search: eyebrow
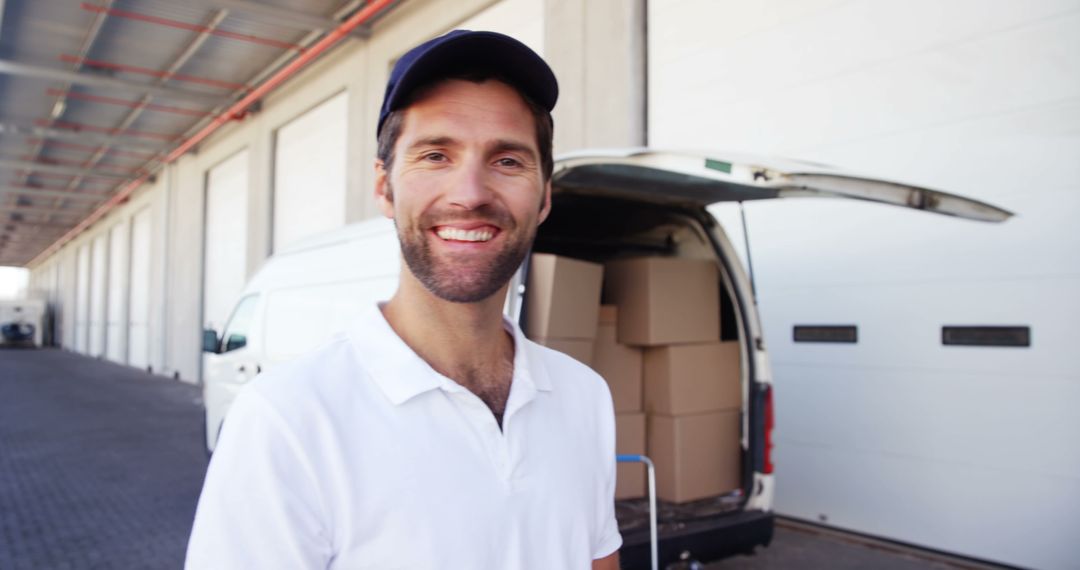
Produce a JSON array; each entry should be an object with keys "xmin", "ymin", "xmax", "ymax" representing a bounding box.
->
[
  {"xmin": 405, "ymin": 136, "xmax": 458, "ymax": 154},
  {"xmin": 491, "ymin": 139, "xmax": 538, "ymax": 160},
  {"xmin": 405, "ymin": 137, "xmax": 538, "ymax": 161}
]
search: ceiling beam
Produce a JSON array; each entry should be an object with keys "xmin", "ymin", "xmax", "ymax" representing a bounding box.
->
[
  {"xmin": 190, "ymin": 0, "xmax": 342, "ymax": 32},
  {"xmin": 0, "ymin": 236, "xmax": 63, "ymax": 247},
  {"xmin": 0, "ymin": 158, "xmax": 130, "ymax": 180},
  {"xmin": 0, "ymin": 225, "xmax": 64, "ymax": 237},
  {"xmin": 0, "ymin": 206, "xmax": 88, "ymax": 218},
  {"xmin": 27, "ymin": 0, "xmax": 115, "ymax": 185},
  {"xmin": 0, "ymin": 186, "xmax": 108, "ymax": 202},
  {"xmin": 0, "ymin": 59, "xmax": 224, "ymax": 105},
  {"xmin": 0, "ymin": 219, "xmax": 78, "ymax": 230},
  {"xmin": 0, "ymin": 122, "xmax": 171, "ymax": 151},
  {"xmin": 40, "ymin": 9, "xmax": 227, "ymax": 203}
]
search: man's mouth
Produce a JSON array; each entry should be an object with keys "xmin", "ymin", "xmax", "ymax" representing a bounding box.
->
[{"xmin": 433, "ymin": 226, "xmax": 497, "ymax": 243}]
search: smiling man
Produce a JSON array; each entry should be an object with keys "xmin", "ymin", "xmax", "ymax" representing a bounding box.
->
[{"xmin": 186, "ymin": 31, "xmax": 621, "ymax": 569}]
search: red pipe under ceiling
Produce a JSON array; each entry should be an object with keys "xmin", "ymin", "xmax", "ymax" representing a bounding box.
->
[{"xmin": 30, "ymin": 0, "xmax": 396, "ymax": 266}]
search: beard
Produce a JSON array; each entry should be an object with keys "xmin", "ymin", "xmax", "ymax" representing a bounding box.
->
[{"xmin": 393, "ymin": 188, "xmax": 537, "ymax": 304}]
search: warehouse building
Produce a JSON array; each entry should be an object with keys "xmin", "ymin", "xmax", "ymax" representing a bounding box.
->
[{"xmin": 7, "ymin": 1, "xmax": 1077, "ymax": 568}]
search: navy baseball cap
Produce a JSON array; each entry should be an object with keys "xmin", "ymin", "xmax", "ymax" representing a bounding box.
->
[{"xmin": 377, "ymin": 30, "xmax": 558, "ymax": 138}]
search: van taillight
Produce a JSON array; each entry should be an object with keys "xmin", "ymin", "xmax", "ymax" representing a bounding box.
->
[{"xmin": 764, "ymin": 385, "xmax": 775, "ymax": 474}]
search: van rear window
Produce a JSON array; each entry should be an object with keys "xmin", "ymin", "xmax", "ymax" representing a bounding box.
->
[
  {"xmin": 792, "ymin": 325, "xmax": 857, "ymax": 343},
  {"xmin": 942, "ymin": 326, "xmax": 1030, "ymax": 347}
]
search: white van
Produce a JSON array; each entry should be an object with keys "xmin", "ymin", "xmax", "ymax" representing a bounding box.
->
[
  {"xmin": 201, "ymin": 149, "xmax": 1009, "ymax": 568},
  {"xmin": 0, "ymin": 298, "xmax": 46, "ymax": 347}
]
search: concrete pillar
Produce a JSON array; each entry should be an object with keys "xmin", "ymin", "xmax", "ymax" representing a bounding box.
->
[
  {"xmin": 246, "ymin": 122, "xmax": 273, "ymax": 275},
  {"xmin": 544, "ymin": 0, "xmax": 647, "ymax": 153}
]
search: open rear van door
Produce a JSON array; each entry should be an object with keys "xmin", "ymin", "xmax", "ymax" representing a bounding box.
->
[
  {"xmin": 542, "ymin": 148, "xmax": 1011, "ymax": 568},
  {"xmin": 553, "ymin": 149, "xmax": 1012, "ymax": 222}
]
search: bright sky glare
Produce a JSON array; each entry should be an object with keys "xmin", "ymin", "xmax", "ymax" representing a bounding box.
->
[{"xmin": 0, "ymin": 266, "xmax": 29, "ymax": 300}]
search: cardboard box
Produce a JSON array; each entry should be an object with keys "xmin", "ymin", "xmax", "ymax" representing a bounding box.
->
[
  {"xmin": 643, "ymin": 342, "xmax": 740, "ymax": 415},
  {"xmin": 592, "ymin": 306, "xmax": 643, "ymax": 412},
  {"xmin": 536, "ymin": 337, "xmax": 595, "ymax": 367},
  {"xmin": 603, "ymin": 257, "xmax": 720, "ymax": 346},
  {"xmin": 526, "ymin": 254, "xmax": 603, "ymax": 340},
  {"xmin": 648, "ymin": 410, "xmax": 741, "ymax": 503},
  {"xmin": 616, "ymin": 413, "xmax": 646, "ymax": 499}
]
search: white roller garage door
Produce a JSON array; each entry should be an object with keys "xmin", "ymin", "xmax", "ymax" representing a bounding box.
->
[
  {"xmin": 74, "ymin": 243, "xmax": 90, "ymax": 354},
  {"xmin": 647, "ymin": 2, "xmax": 1079, "ymax": 568},
  {"xmin": 106, "ymin": 221, "xmax": 128, "ymax": 363},
  {"xmin": 203, "ymin": 150, "xmax": 250, "ymax": 333},
  {"xmin": 88, "ymin": 233, "xmax": 108, "ymax": 357},
  {"xmin": 127, "ymin": 207, "xmax": 152, "ymax": 370},
  {"xmin": 272, "ymin": 92, "xmax": 346, "ymax": 252}
]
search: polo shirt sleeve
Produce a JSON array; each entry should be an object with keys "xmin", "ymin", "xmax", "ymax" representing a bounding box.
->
[
  {"xmin": 593, "ymin": 392, "xmax": 623, "ymax": 560},
  {"xmin": 185, "ymin": 387, "xmax": 332, "ymax": 569}
]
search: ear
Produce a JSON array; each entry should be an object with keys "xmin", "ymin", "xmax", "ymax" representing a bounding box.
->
[
  {"xmin": 537, "ymin": 179, "xmax": 553, "ymax": 225},
  {"xmin": 373, "ymin": 159, "xmax": 394, "ymax": 219}
]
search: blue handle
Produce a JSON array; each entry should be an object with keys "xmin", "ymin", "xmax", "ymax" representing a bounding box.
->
[{"xmin": 617, "ymin": 454, "xmax": 646, "ymax": 463}]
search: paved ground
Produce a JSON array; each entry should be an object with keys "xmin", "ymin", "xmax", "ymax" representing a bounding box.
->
[
  {"xmin": 707, "ymin": 520, "xmax": 1005, "ymax": 570},
  {"xmin": 1, "ymin": 348, "xmax": 1007, "ymax": 569},
  {"xmin": 0, "ymin": 348, "xmax": 207, "ymax": 570}
]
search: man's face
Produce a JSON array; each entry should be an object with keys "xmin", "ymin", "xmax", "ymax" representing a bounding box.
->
[{"xmin": 374, "ymin": 79, "xmax": 552, "ymax": 303}]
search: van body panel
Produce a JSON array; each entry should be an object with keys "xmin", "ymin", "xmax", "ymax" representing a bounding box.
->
[
  {"xmin": 553, "ymin": 149, "xmax": 1012, "ymax": 222},
  {"xmin": 203, "ymin": 293, "xmax": 265, "ymax": 451},
  {"xmin": 202, "ymin": 221, "xmax": 400, "ymax": 452}
]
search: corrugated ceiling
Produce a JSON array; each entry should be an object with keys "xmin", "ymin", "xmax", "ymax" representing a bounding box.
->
[{"xmin": 0, "ymin": 0, "xmax": 398, "ymax": 266}]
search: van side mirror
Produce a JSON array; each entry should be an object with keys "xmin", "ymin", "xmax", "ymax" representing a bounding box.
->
[
  {"xmin": 202, "ymin": 329, "xmax": 220, "ymax": 353},
  {"xmin": 224, "ymin": 334, "xmax": 247, "ymax": 352}
]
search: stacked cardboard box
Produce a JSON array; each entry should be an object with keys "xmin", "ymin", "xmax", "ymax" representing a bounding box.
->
[
  {"xmin": 525, "ymin": 253, "xmax": 603, "ymax": 365},
  {"xmin": 523, "ymin": 255, "xmax": 648, "ymax": 499},
  {"xmin": 603, "ymin": 257, "xmax": 720, "ymax": 346},
  {"xmin": 614, "ymin": 412, "xmax": 646, "ymax": 499},
  {"xmin": 593, "ymin": 305, "xmax": 646, "ymax": 499},
  {"xmin": 643, "ymin": 342, "xmax": 742, "ymax": 502},
  {"xmin": 593, "ymin": 306, "xmax": 642, "ymax": 413},
  {"xmin": 604, "ymin": 257, "xmax": 743, "ymax": 503}
]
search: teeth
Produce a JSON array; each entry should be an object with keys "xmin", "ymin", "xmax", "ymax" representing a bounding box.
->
[{"xmin": 435, "ymin": 227, "xmax": 494, "ymax": 242}]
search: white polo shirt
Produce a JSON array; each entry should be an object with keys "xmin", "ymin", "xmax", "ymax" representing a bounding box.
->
[{"xmin": 186, "ymin": 302, "xmax": 622, "ymax": 569}]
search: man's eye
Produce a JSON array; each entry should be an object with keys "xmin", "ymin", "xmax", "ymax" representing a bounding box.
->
[
  {"xmin": 496, "ymin": 157, "xmax": 521, "ymax": 168},
  {"xmin": 423, "ymin": 152, "xmax": 447, "ymax": 162}
]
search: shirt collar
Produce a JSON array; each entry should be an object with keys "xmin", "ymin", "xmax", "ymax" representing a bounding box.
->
[{"xmin": 348, "ymin": 302, "xmax": 552, "ymax": 407}]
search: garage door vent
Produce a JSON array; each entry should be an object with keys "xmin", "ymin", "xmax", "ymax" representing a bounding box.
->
[
  {"xmin": 942, "ymin": 326, "xmax": 1030, "ymax": 347},
  {"xmin": 792, "ymin": 325, "xmax": 857, "ymax": 343}
]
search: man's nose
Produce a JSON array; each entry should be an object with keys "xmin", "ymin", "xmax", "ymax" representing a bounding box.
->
[{"xmin": 447, "ymin": 158, "xmax": 494, "ymax": 210}]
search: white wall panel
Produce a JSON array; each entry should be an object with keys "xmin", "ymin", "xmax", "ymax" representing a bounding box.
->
[
  {"xmin": 653, "ymin": 1, "xmax": 1080, "ymax": 568},
  {"xmin": 128, "ymin": 207, "xmax": 152, "ymax": 370},
  {"xmin": 148, "ymin": 174, "xmax": 172, "ymax": 377},
  {"xmin": 50, "ymin": 261, "xmax": 60, "ymax": 346},
  {"xmin": 203, "ymin": 150, "xmax": 250, "ymax": 332},
  {"xmin": 272, "ymin": 92, "xmax": 348, "ymax": 252},
  {"xmin": 106, "ymin": 222, "xmax": 128, "ymax": 363},
  {"xmin": 457, "ymin": 0, "xmax": 543, "ymax": 53},
  {"xmin": 74, "ymin": 244, "xmax": 90, "ymax": 354},
  {"xmin": 88, "ymin": 233, "xmax": 108, "ymax": 357},
  {"xmin": 59, "ymin": 249, "xmax": 76, "ymax": 349}
]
